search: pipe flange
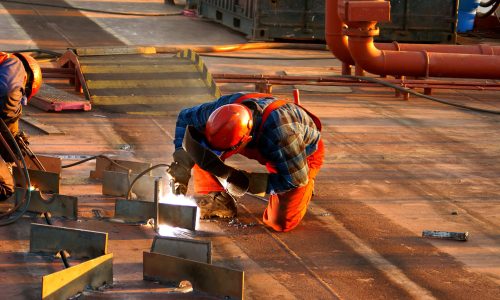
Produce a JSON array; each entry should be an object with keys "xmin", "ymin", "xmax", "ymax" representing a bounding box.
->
[{"xmin": 343, "ymin": 27, "xmax": 380, "ymax": 37}]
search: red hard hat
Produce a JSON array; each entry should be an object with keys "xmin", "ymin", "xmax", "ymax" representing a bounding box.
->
[
  {"xmin": 205, "ymin": 104, "xmax": 253, "ymax": 151},
  {"xmin": 13, "ymin": 53, "xmax": 42, "ymax": 100}
]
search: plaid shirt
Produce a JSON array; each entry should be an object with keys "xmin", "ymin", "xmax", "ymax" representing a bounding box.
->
[{"xmin": 174, "ymin": 92, "xmax": 321, "ymax": 194}]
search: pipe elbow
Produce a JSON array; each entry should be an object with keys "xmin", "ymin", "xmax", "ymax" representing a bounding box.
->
[
  {"xmin": 326, "ymin": 33, "xmax": 355, "ymax": 65},
  {"xmin": 347, "ymin": 36, "xmax": 388, "ymax": 75}
]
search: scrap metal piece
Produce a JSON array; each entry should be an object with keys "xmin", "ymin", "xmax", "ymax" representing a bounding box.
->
[
  {"xmin": 114, "ymin": 199, "xmax": 154, "ymax": 222},
  {"xmin": 90, "ymin": 156, "xmax": 152, "ymax": 180},
  {"xmin": 13, "ymin": 168, "xmax": 60, "ymax": 193},
  {"xmin": 158, "ymin": 202, "xmax": 198, "ymax": 231},
  {"xmin": 42, "ymin": 253, "xmax": 113, "ymax": 300},
  {"xmin": 422, "ymin": 230, "xmax": 469, "ymax": 241},
  {"xmin": 15, "ymin": 188, "xmax": 77, "ymax": 219},
  {"xmin": 25, "ymin": 155, "xmax": 62, "ymax": 173},
  {"xmin": 102, "ymin": 170, "xmax": 167, "ymax": 201},
  {"xmin": 151, "ymin": 235, "xmax": 211, "ymax": 264},
  {"xmin": 114, "ymin": 199, "xmax": 198, "ymax": 230},
  {"xmin": 143, "ymin": 252, "xmax": 243, "ymax": 300},
  {"xmin": 30, "ymin": 223, "xmax": 108, "ymax": 259}
]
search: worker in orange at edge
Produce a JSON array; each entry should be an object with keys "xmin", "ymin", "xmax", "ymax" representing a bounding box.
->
[
  {"xmin": 168, "ymin": 92, "xmax": 324, "ymax": 232},
  {"xmin": 0, "ymin": 52, "xmax": 42, "ymax": 200}
]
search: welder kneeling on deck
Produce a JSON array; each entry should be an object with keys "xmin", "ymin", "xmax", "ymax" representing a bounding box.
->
[
  {"xmin": 0, "ymin": 52, "xmax": 42, "ymax": 200},
  {"xmin": 168, "ymin": 92, "xmax": 324, "ymax": 232}
]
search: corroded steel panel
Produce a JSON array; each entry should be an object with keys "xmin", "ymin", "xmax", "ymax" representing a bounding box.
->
[
  {"xmin": 151, "ymin": 235, "xmax": 211, "ymax": 264},
  {"xmin": 30, "ymin": 223, "xmax": 108, "ymax": 259},
  {"xmin": 143, "ymin": 252, "xmax": 244, "ymax": 299}
]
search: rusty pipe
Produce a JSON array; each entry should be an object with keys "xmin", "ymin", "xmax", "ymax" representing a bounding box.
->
[
  {"xmin": 342, "ymin": 0, "xmax": 500, "ymax": 79},
  {"xmin": 325, "ymin": 0, "xmax": 500, "ymax": 67},
  {"xmin": 348, "ymin": 36, "xmax": 500, "ymax": 78},
  {"xmin": 377, "ymin": 42, "xmax": 500, "ymax": 55},
  {"xmin": 325, "ymin": 0, "xmax": 355, "ymax": 66}
]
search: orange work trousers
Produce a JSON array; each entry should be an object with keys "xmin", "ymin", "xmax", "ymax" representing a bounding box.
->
[{"xmin": 192, "ymin": 139, "xmax": 325, "ymax": 232}]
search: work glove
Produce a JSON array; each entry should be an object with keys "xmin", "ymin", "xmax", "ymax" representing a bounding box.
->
[
  {"xmin": 247, "ymin": 172, "xmax": 268, "ymax": 197},
  {"xmin": 166, "ymin": 148, "xmax": 195, "ymax": 195},
  {"xmin": 225, "ymin": 170, "xmax": 268, "ymax": 198}
]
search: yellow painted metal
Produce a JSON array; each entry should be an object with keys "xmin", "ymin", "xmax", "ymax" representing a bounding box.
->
[
  {"xmin": 86, "ymin": 78, "xmax": 206, "ymax": 89},
  {"xmin": 81, "ymin": 64, "xmax": 198, "ymax": 74},
  {"xmin": 42, "ymin": 253, "xmax": 113, "ymax": 300},
  {"xmin": 75, "ymin": 50, "xmax": 220, "ymax": 112},
  {"xmin": 76, "ymin": 46, "xmax": 156, "ymax": 56}
]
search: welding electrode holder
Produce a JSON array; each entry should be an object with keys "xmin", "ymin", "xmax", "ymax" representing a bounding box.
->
[{"xmin": 15, "ymin": 131, "xmax": 45, "ymax": 171}]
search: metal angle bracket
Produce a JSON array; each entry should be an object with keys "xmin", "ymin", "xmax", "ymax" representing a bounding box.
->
[
  {"xmin": 42, "ymin": 253, "xmax": 113, "ymax": 300},
  {"xmin": 151, "ymin": 235, "xmax": 211, "ymax": 264},
  {"xmin": 14, "ymin": 188, "xmax": 77, "ymax": 219},
  {"xmin": 30, "ymin": 223, "xmax": 108, "ymax": 259},
  {"xmin": 143, "ymin": 251, "xmax": 244, "ymax": 300},
  {"xmin": 13, "ymin": 155, "xmax": 62, "ymax": 194},
  {"xmin": 102, "ymin": 170, "xmax": 168, "ymax": 201},
  {"xmin": 114, "ymin": 199, "xmax": 198, "ymax": 230}
]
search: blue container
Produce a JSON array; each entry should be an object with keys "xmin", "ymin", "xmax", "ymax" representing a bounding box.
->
[{"xmin": 457, "ymin": 0, "xmax": 480, "ymax": 32}]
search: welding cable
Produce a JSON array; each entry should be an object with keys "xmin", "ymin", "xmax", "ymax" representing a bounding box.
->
[
  {"xmin": 126, "ymin": 164, "xmax": 170, "ymax": 200},
  {"xmin": 42, "ymin": 212, "xmax": 70, "ymax": 268},
  {"xmin": 0, "ymin": 125, "xmax": 32, "ymax": 226},
  {"xmin": 349, "ymin": 75, "xmax": 500, "ymax": 115},
  {"xmin": 61, "ymin": 154, "xmax": 131, "ymax": 172},
  {"xmin": 0, "ymin": 0, "xmax": 182, "ymax": 16}
]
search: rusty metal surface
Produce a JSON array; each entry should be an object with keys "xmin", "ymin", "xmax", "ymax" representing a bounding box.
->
[
  {"xmin": 143, "ymin": 252, "xmax": 244, "ymax": 300},
  {"xmin": 30, "ymin": 223, "xmax": 108, "ymax": 259},
  {"xmin": 1, "ymin": 1, "xmax": 499, "ymax": 299},
  {"xmin": 42, "ymin": 253, "xmax": 113, "ymax": 300},
  {"xmin": 151, "ymin": 235, "xmax": 211, "ymax": 264}
]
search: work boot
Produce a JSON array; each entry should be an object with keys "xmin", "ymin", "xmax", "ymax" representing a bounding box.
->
[{"xmin": 194, "ymin": 191, "xmax": 237, "ymax": 219}]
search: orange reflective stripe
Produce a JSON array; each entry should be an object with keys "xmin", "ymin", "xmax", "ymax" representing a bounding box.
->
[
  {"xmin": 258, "ymin": 99, "xmax": 288, "ymax": 134},
  {"xmin": 0, "ymin": 52, "xmax": 10, "ymax": 65},
  {"xmin": 233, "ymin": 92, "xmax": 273, "ymax": 104}
]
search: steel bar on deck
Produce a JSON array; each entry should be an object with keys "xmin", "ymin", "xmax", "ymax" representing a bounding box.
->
[{"xmin": 212, "ymin": 73, "xmax": 500, "ymax": 91}]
